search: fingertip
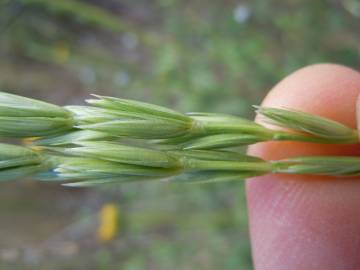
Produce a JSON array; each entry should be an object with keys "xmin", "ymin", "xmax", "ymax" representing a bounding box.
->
[
  {"xmin": 249, "ymin": 63, "xmax": 360, "ymax": 161},
  {"xmin": 246, "ymin": 64, "xmax": 360, "ymax": 269},
  {"xmin": 356, "ymin": 94, "xmax": 360, "ymax": 132}
]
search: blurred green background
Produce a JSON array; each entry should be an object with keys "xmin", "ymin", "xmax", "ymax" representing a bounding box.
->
[{"xmin": 0, "ymin": 0, "xmax": 359, "ymax": 269}]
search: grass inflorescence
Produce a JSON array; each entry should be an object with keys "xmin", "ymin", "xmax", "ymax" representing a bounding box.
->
[{"xmin": 0, "ymin": 91, "xmax": 359, "ymax": 186}]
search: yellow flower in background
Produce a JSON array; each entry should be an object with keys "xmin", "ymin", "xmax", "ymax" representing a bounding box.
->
[
  {"xmin": 53, "ymin": 42, "xmax": 70, "ymax": 64},
  {"xmin": 97, "ymin": 203, "xmax": 120, "ymax": 242}
]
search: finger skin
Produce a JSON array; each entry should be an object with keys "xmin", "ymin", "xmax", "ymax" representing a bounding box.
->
[{"xmin": 247, "ymin": 64, "xmax": 360, "ymax": 270}]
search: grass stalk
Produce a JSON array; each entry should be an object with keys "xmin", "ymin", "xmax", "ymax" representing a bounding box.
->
[{"xmin": 0, "ymin": 91, "xmax": 359, "ymax": 185}]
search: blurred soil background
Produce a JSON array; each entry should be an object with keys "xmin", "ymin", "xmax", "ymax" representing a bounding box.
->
[{"xmin": 0, "ymin": 0, "xmax": 359, "ymax": 269}]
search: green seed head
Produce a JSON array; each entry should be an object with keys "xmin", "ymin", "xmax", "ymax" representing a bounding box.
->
[
  {"xmin": 87, "ymin": 95, "xmax": 190, "ymax": 122},
  {"xmin": 256, "ymin": 106, "xmax": 359, "ymax": 143},
  {"xmin": 69, "ymin": 96, "xmax": 195, "ymax": 139},
  {"xmin": 64, "ymin": 141, "xmax": 182, "ymax": 168},
  {"xmin": 0, "ymin": 92, "xmax": 74, "ymax": 137},
  {"xmin": 31, "ymin": 130, "xmax": 111, "ymax": 146},
  {"xmin": 274, "ymin": 156, "xmax": 360, "ymax": 176},
  {"xmin": 0, "ymin": 91, "xmax": 359, "ymax": 186},
  {"xmin": 182, "ymin": 134, "xmax": 265, "ymax": 150},
  {"xmin": 0, "ymin": 143, "xmax": 47, "ymax": 181},
  {"xmin": 0, "ymin": 91, "xmax": 70, "ymax": 118}
]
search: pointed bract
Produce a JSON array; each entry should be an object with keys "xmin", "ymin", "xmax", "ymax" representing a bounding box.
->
[
  {"xmin": 256, "ymin": 106, "xmax": 359, "ymax": 143},
  {"xmin": 0, "ymin": 91, "xmax": 70, "ymax": 118},
  {"xmin": 87, "ymin": 95, "xmax": 190, "ymax": 122}
]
